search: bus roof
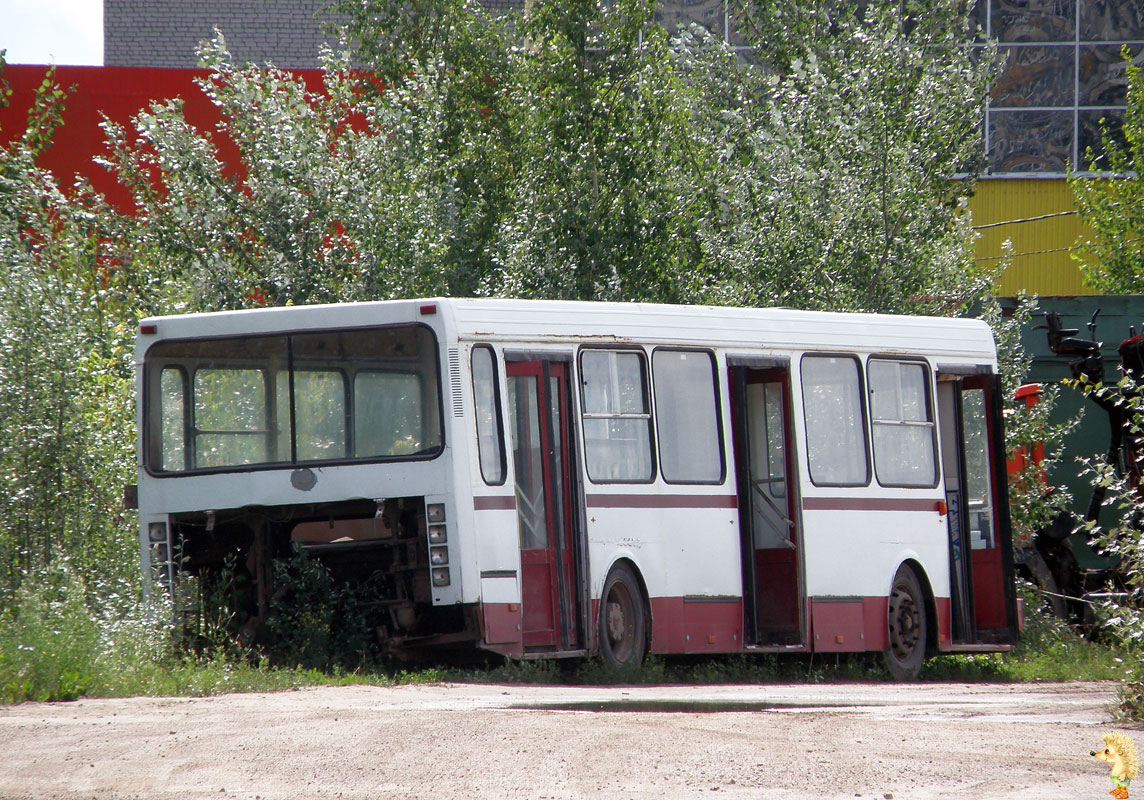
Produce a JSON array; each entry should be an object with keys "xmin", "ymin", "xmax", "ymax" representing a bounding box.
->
[{"xmin": 137, "ymin": 297, "xmax": 998, "ymax": 364}]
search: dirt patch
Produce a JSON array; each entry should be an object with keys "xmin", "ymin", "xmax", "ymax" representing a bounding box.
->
[{"xmin": 0, "ymin": 682, "xmax": 1126, "ymax": 799}]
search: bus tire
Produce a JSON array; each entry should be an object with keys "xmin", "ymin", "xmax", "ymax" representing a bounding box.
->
[
  {"xmin": 598, "ymin": 563, "xmax": 647, "ymax": 670},
  {"xmin": 882, "ymin": 565, "xmax": 927, "ymax": 681}
]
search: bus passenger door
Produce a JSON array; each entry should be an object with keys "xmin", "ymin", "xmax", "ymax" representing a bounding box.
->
[
  {"xmin": 730, "ymin": 363, "xmax": 805, "ymax": 647},
  {"xmin": 937, "ymin": 373, "xmax": 1018, "ymax": 645},
  {"xmin": 506, "ymin": 360, "xmax": 583, "ymax": 652}
]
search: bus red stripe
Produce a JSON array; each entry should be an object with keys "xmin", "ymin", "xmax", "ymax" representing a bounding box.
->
[
  {"xmin": 585, "ymin": 494, "xmax": 738, "ymax": 509},
  {"xmin": 474, "ymin": 495, "xmax": 516, "ymax": 511},
  {"xmin": 802, "ymin": 497, "xmax": 941, "ymax": 513}
]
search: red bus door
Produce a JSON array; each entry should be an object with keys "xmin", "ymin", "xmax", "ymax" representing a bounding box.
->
[
  {"xmin": 506, "ymin": 360, "xmax": 582, "ymax": 652},
  {"xmin": 731, "ymin": 363, "xmax": 805, "ymax": 647},
  {"xmin": 937, "ymin": 373, "xmax": 1018, "ymax": 646}
]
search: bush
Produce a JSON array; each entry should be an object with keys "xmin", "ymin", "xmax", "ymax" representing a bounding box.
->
[
  {"xmin": 0, "ymin": 562, "xmax": 171, "ymax": 702},
  {"xmin": 263, "ymin": 550, "xmax": 386, "ymax": 671}
]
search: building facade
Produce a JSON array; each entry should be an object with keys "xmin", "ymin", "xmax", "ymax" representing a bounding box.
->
[
  {"xmin": 104, "ymin": 0, "xmax": 333, "ymax": 70},
  {"xmin": 971, "ymin": 0, "xmax": 1144, "ymax": 295}
]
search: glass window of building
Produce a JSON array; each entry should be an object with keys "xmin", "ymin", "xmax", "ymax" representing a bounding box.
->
[{"xmin": 976, "ymin": 0, "xmax": 1144, "ymax": 175}]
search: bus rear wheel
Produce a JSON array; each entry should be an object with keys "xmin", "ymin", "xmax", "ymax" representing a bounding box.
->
[
  {"xmin": 882, "ymin": 566, "xmax": 927, "ymax": 681},
  {"xmin": 598, "ymin": 563, "xmax": 647, "ymax": 670}
]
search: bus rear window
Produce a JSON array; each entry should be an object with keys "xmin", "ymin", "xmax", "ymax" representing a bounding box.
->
[
  {"xmin": 193, "ymin": 367, "xmax": 271, "ymax": 468},
  {"xmin": 145, "ymin": 325, "xmax": 441, "ymax": 473},
  {"xmin": 354, "ymin": 371, "xmax": 425, "ymax": 457}
]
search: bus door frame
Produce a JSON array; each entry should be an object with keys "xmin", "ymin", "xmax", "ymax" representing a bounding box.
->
[
  {"xmin": 504, "ymin": 351, "xmax": 588, "ymax": 654},
  {"xmin": 936, "ymin": 364, "xmax": 1019, "ymax": 647},
  {"xmin": 728, "ymin": 355, "xmax": 807, "ymax": 649}
]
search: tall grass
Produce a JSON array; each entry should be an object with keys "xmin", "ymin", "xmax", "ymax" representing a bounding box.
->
[
  {"xmin": 0, "ymin": 562, "xmax": 1131, "ymax": 704},
  {"xmin": 0, "ymin": 560, "xmax": 438, "ymax": 703},
  {"xmin": 0, "ymin": 562, "xmax": 155, "ymax": 701},
  {"xmin": 0, "ymin": 562, "xmax": 339, "ymax": 702}
]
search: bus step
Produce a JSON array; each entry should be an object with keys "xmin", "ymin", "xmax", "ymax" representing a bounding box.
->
[
  {"xmin": 521, "ymin": 649, "xmax": 588, "ymax": 660},
  {"xmin": 946, "ymin": 643, "xmax": 1013, "ymax": 653}
]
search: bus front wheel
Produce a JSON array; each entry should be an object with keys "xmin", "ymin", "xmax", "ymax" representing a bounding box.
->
[
  {"xmin": 598, "ymin": 563, "xmax": 647, "ymax": 670},
  {"xmin": 882, "ymin": 566, "xmax": 927, "ymax": 681}
]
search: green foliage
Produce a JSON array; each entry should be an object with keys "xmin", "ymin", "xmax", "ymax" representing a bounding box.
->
[
  {"xmin": 1066, "ymin": 374, "xmax": 1144, "ymax": 719},
  {"xmin": 0, "ymin": 556, "xmax": 419, "ymax": 702},
  {"xmin": 0, "ymin": 562, "xmax": 173, "ymax": 702},
  {"xmin": 1071, "ymin": 46, "xmax": 1144, "ymax": 293},
  {"xmin": 688, "ymin": 0, "xmax": 995, "ymax": 312},
  {"xmin": 100, "ymin": 31, "xmax": 496, "ymax": 310},
  {"xmin": 485, "ymin": 1, "xmax": 707, "ymax": 301},
  {"xmin": 1117, "ymin": 662, "xmax": 1144, "ymax": 720},
  {"xmin": 0, "ymin": 66, "xmax": 139, "ymax": 601},
  {"xmin": 264, "ymin": 550, "xmax": 383, "ymax": 671},
  {"xmin": 95, "ymin": 1, "xmax": 995, "ymax": 312},
  {"xmin": 988, "ymin": 580, "xmax": 1129, "ymax": 682},
  {"xmin": 980, "ymin": 295, "xmax": 1076, "ymax": 546},
  {"xmin": 1072, "ymin": 379, "xmax": 1144, "ymax": 611},
  {"xmin": 324, "ymin": 0, "xmax": 508, "ymax": 92},
  {"xmin": 0, "ymin": 562, "xmax": 101, "ymax": 701}
]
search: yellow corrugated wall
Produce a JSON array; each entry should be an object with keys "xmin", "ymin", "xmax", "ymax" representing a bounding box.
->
[{"xmin": 967, "ymin": 178, "xmax": 1091, "ymax": 296}]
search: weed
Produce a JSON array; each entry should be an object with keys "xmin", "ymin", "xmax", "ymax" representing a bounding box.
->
[
  {"xmin": 0, "ymin": 556, "xmax": 1129, "ymax": 704},
  {"xmin": 264, "ymin": 549, "xmax": 390, "ymax": 672}
]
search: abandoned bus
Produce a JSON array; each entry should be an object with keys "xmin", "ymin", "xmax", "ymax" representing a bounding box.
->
[{"xmin": 133, "ymin": 298, "xmax": 1018, "ymax": 679}]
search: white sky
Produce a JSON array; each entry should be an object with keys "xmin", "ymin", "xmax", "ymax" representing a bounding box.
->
[{"xmin": 1, "ymin": 0, "xmax": 102, "ymax": 66}]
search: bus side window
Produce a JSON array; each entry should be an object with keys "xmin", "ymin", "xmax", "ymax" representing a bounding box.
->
[
  {"xmin": 801, "ymin": 355, "xmax": 869, "ymax": 487},
  {"xmin": 868, "ymin": 360, "xmax": 937, "ymax": 488},
  {"xmin": 159, "ymin": 366, "xmax": 187, "ymax": 472},
  {"xmin": 580, "ymin": 349, "xmax": 653, "ymax": 483},
  {"xmin": 652, "ymin": 349, "xmax": 723, "ymax": 484},
  {"xmin": 471, "ymin": 345, "xmax": 506, "ymax": 485}
]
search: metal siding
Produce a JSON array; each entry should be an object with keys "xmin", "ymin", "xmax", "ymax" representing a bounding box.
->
[{"xmin": 970, "ymin": 178, "xmax": 1091, "ymax": 296}]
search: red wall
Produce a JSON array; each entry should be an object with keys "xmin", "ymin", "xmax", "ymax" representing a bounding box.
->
[{"xmin": 0, "ymin": 65, "xmax": 320, "ymax": 209}]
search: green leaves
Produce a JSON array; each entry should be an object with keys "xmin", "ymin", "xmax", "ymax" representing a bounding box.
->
[
  {"xmin": 93, "ymin": 2, "xmax": 994, "ymax": 314},
  {"xmin": 1071, "ymin": 48, "xmax": 1144, "ymax": 294},
  {"xmin": 691, "ymin": 0, "xmax": 994, "ymax": 313},
  {"xmin": 981, "ymin": 295, "xmax": 1078, "ymax": 547},
  {"xmin": 0, "ymin": 70, "xmax": 138, "ymax": 600}
]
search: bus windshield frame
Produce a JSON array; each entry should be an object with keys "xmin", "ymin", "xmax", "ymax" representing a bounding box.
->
[{"xmin": 142, "ymin": 323, "xmax": 443, "ymax": 476}]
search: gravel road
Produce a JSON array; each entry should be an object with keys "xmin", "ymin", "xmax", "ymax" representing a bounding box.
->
[{"xmin": 0, "ymin": 681, "xmax": 1131, "ymax": 799}]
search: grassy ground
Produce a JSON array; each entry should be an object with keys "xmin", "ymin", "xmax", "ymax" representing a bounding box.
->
[
  {"xmin": 1, "ymin": 614, "xmax": 1130, "ymax": 704},
  {"xmin": 0, "ymin": 569, "xmax": 1134, "ymax": 705}
]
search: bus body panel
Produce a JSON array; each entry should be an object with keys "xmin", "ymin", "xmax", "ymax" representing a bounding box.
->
[
  {"xmin": 583, "ymin": 500, "xmax": 743, "ymax": 654},
  {"xmin": 800, "ymin": 509, "xmax": 948, "ymax": 598},
  {"xmin": 141, "ymin": 460, "xmax": 450, "ymax": 517}
]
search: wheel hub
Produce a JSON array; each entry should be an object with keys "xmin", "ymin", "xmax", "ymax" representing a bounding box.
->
[
  {"xmin": 606, "ymin": 601, "xmax": 626, "ymax": 643},
  {"xmin": 890, "ymin": 589, "xmax": 920, "ymax": 657}
]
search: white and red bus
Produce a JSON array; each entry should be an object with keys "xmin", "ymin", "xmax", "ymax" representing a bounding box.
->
[{"xmin": 134, "ymin": 298, "xmax": 1017, "ymax": 678}]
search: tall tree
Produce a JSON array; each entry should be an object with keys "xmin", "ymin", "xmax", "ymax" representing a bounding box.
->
[
  {"xmin": 486, "ymin": 0, "xmax": 710, "ymax": 301},
  {"xmin": 101, "ymin": 33, "xmax": 502, "ymax": 309},
  {"xmin": 1070, "ymin": 50, "xmax": 1144, "ymax": 294},
  {"xmin": 103, "ymin": 1, "xmax": 995, "ymax": 313},
  {"xmin": 0, "ymin": 62, "xmax": 138, "ymax": 595},
  {"xmin": 690, "ymin": 0, "xmax": 996, "ymax": 313}
]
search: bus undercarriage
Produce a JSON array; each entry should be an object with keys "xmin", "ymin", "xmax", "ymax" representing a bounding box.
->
[{"xmin": 160, "ymin": 497, "xmax": 478, "ymax": 660}]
